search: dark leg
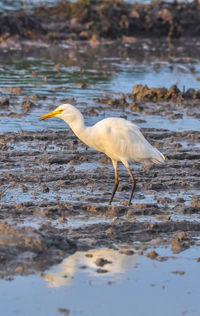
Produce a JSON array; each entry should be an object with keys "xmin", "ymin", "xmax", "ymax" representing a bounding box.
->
[
  {"xmin": 108, "ymin": 161, "xmax": 118, "ymax": 205},
  {"xmin": 127, "ymin": 167, "xmax": 136, "ymax": 206}
]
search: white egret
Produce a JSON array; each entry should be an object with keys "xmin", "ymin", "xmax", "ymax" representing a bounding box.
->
[{"xmin": 40, "ymin": 104, "xmax": 165, "ymax": 205}]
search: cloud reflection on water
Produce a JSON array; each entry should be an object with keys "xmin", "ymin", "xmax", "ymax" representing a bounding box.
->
[{"xmin": 44, "ymin": 248, "xmax": 138, "ymax": 287}]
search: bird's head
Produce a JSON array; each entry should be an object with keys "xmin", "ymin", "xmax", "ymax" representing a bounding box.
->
[{"xmin": 39, "ymin": 104, "xmax": 79, "ymax": 123}]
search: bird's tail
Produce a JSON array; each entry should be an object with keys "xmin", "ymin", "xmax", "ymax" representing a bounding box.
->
[{"xmin": 151, "ymin": 150, "xmax": 165, "ymax": 164}]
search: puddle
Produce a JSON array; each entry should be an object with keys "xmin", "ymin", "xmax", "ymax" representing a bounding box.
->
[
  {"xmin": 1, "ymin": 246, "xmax": 200, "ymax": 316},
  {"xmin": 8, "ymin": 214, "xmax": 110, "ymax": 230},
  {"xmin": 112, "ymin": 61, "xmax": 200, "ymax": 93}
]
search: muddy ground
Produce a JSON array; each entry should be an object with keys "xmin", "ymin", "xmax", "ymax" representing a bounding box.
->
[
  {"xmin": 0, "ymin": 84, "xmax": 200, "ymax": 278},
  {"xmin": 0, "ymin": 0, "xmax": 200, "ymax": 281},
  {"xmin": 1, "ymin": 0, "xmax": 200, "ymax": 42}
]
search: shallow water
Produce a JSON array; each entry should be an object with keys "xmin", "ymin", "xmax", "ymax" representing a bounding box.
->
[
  {"xmin": 1, "ymin": 246, "xmax": 200, "ymax": 316},
  {"xmin": 1, "ymin": 43, "xmax": 200, "ymax": 133}
]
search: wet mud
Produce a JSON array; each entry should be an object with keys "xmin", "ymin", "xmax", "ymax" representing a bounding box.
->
[
  {"xmin": 1, "ymin": 0, "xmax": 200, "ymax": 42},
  {"xmin": 0, "ymin": 96, "xmax": 199, "ymax": 277},
  {"xmin": 132, "ymin": 84, "xmax": 200, "ymax": 103},
  {"xmin": 0, "ymin": 1, "xmax": 200, "ymax": 281}
]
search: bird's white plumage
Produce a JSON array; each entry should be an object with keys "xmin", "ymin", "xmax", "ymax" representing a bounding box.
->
[
  {"xmin": 86, "ymin": 117, "xmax": 164, "ymax": 165},
  {"xmin": 52, "ymin": 103, "xmax": 164, "ymax": 166},
  {"xmin": 40, "ymin": 103, "xmax": 165, "ymax": 204}
]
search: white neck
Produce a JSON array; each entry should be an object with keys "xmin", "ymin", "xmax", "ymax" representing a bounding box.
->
[{"xmin": 62, "ymin": 109, "xmax": 93, "ymax": 147}]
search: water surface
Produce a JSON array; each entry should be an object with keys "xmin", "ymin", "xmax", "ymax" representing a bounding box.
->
[{"xmin": 1, "ymin": 246, "xmax": 199, "ymax": 316}]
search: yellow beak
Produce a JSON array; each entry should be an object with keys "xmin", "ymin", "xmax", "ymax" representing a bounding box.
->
[{"xmin": 39, "ymin": 109, "xmax": 63, "ymax": 121}]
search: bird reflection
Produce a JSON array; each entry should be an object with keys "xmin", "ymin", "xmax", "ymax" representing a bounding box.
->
[{"xmin": 43, "ymin": 248, "xmax": 138, "ymax": 288}]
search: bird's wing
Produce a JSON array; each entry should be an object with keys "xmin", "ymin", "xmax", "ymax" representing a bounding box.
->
[
  {"xmin": 119, "ymin": 121, "xmax": 165, "ymax": 164},
  {"xmin": 93, "ymin": 118, "xmax": 164, "ymax": 164}
]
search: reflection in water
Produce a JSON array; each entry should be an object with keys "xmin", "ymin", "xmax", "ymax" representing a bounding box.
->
[{"xmin": 44, "ymin": 248, "xmax": 138, "ymax": 287}]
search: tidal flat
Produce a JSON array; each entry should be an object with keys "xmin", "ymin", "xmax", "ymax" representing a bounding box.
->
[{"xmin": 0, "ymin": 1, "xmax": 200, "ymax": 315}]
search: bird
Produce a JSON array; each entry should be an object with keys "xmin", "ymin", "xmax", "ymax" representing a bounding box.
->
[{"xmin": 40, "ymin": 103, "xmax": 165, "ymax": 205}]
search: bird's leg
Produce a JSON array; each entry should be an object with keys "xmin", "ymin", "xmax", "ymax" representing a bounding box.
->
[
  {"xmin": 108, "ymin": 160, "xmax": 119, "ymax": 205},
  {"xmin": 127, "ymin": 167, "xmax": 136, "ymax": 206}
]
